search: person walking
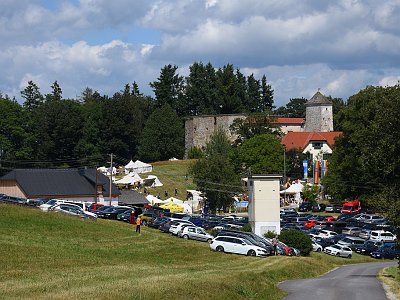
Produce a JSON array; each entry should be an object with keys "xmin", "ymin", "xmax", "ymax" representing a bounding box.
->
[{"xmin": 136, "ymin": 215, "xmax": 142, "ymax": 233}]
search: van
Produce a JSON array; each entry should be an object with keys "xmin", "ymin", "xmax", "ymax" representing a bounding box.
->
[
  {"xmin": 341, "ymin": 200, "xmax": 361, "ymax": 213},
  {"xmin": 337, "ymin": 236, "xmax": 366, "ymax": 250},
  {"xmin": 369, "ymin": 230, "xmax": 397, "ymax": 242}
]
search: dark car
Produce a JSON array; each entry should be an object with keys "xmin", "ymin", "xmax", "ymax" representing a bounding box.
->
[
  {"xmin": 355, "ymin": 240, "xmax": 383, "ymax": 255},
  {"xmin": 312, "ymin": 203, "xmax": 326, "ymax": 212},
  {"xmin": 299, "ymin": 202, "xmax": 313, "ymax": 212},
  {"xmin": 97, "ymin": 207, "xmax": 130, "ymax": 219},
  {"xmin": 93, "ymin": 205, "xmax": 113, "ymax": 215},
  {"xmin": 116, "ymin": 209, "xmax": 134, "ymax": 222},
  {"xmin": 312, "ymin": 237, "xmax": 335, "ymax": 250},
  {"xmin": 370, "ymin": 243, "xmax": 399, "ymax": 259},
  {"xmin": 148, "ymin": 216, "xmax": 169, "ymax": 228}
]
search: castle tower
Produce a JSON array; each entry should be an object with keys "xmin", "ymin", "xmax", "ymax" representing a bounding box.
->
[{"xmin": 305, "ymin": 90, "xmax": 333, "ymax": 132}]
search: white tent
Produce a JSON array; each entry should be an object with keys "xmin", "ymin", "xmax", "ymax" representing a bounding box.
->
[
  {"xmin": 125, "ymin": 160, "xmax": 152, "ymax": 174},
  {"xmin": 114, "ymin": 173, "xmax": 142, "ymax": 185},
  {"xmin": 281, "ymin": 183, "xmax": 304, "ymax": 194},
  {"xmin": 146, "ymin": 194, "xmax": 164, "ymax": 205},
  {"xmin": 146, "ymin": 175, "xmax": 163, "ymax": 187}
]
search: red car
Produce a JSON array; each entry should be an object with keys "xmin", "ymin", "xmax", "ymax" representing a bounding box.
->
[
  {"xmin": 324, "ymin": 216, "xmax": 336, "ymax": 222},
  {"xmin": 304, "ymin": 219, "xmax": 317, "ymax": 229}
]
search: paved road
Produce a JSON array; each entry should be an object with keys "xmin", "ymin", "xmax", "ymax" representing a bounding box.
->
[{"xmin": 280, "ymin": 261, "xmax": 398, "ymax": 300}]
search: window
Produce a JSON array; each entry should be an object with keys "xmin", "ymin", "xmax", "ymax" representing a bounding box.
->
[
  {"xmin": 312, "ymin": 142, "xmax": 323, "ymax": 149},
  {"xmin": 188, "ymin": 228, "xmax": 195, "ymax": 233}
]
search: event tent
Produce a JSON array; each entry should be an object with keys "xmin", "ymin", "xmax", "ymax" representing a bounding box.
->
[
  {"xmin": 164, "ymin": 197, "xmax": 193, "ymax": 214},
  {"xmin": 146, "ymin": 175, "xmax": 163, "ymax": 187},
  {"xmin": 159, "ymin": 200, "xmax": 184, "ymax": 213},
  {"xmin": 146, "ymin": 194, "xmax": 164, "ymax": 205},
  {"xmin": 125, "ymin": 160, "xmax": 152, "ymax": 174},
  {"xmin": 281, "ymin": 183, "xmax": 304, "ymax": 194},
  {"xmin": 114, "ymin": 173, "xmax": 142, "ymax": 185}
]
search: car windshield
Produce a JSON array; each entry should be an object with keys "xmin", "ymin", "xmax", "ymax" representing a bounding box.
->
[
  {"xmin": 45, "ymin": 199, "xmax": 57, "ymax": 205},
  {"xmin": 332, "ymin": 245, "xmax": 341, "ymax": 250}
]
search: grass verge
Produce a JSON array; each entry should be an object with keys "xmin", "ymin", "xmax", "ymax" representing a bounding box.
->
[
  {"xmin": 379, "ymin": 266, "xmax": 400, "ymax": 299},
  {"xmin": 0, "ymin": 204, "xmax": 379, "ymax": 299}
]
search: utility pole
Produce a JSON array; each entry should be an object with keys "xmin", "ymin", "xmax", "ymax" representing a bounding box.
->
[
  {"xmin": 109, "ymin": 153, "xmax": 113, "ymax": 206},
  {"xmin": 283, "ymin": 147, "xmax": 286, "ymax": 204},
  {"xmin": 95, "ymin": 166, "xmax": 98, "ymax": 204}
]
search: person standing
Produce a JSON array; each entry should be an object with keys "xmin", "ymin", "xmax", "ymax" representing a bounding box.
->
[
  {"xmin": 136, "ymin": 215, "xmax": 142, "ymax": 233},
  {"xmin": 272, "ymin": 235, "xmax": 279, "ymax": 256}
]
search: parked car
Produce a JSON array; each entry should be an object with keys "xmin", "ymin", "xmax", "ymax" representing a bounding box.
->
[
  {"xmin": 312, "ymin": 237, "xmax": 335, "ymax": 250},
  {"xmin": 312, "ymin": 241, "xmax": 323, "ymax": 252},
  {"xmin": 96, "ymin": 207, "xmax": 131, "ymax": 219},
  {"xmin": 88, "ymin": 203, "xmax": 104, "ymax": 212},
  {"xmin": 318, "ymin": 230, "xmax": 338, "ymax": 239},
  {"xmin": 49, "ymin": 203, "xmax": 97, "ymax": 220},
  {"xmin": 355, "ymin": 240, "xmax": 384, "ymax": 255},
  {"xmin": 209, "ymin": 236, "xmax": 269, "ymax": 257},
  {"xmin": 325, "ymin": 204, "xmax": 341, "ymax": 213},
  {"xmin": 312, "ymin": 203, "xmax": 326, "ymax": 212},
  {"xmin": 298, "ymin": 202, "xmax": 313, "ymax": 212},
  {"xmin": 147, "ymin": 216, "xmax": 169, "ymax": 229},
  {"xmin": 337, "ymin": 236, "xmax": 366, "ymax": 250},
  {"xmin": 342, "ymin": 227, "xmax": 363, "ymax": 236},
  {"xmin": 169, "ymin": 221, "xmax": 195, "ymax": 235},
  {"xmin": 361, "ymin": 214, "xmax": 385, "ymax": 224},
  {"xmin": 178, "ymin": 226, "xmax": 214, "ymax": 243},
  {"xmin": 92, "ymin": 205, "xmax": 113, "ymax": 214},
  {"xmin": 324, "ymin": 244, "xmax": 353, "ymax": 258},
  {"xmin": 218, "ymin": 230, "xmax": 274, "ymax": 255},
  {"xmin": 369, "ymin": 230, "xmax": 397, "ymax": 242},
  {"xmin": 370, "ymin": 243, "xmax": 399, "ymax": 259},
  {"xmin": 116, "ymin": 209, "xmax": 134, "ymax": 222}
]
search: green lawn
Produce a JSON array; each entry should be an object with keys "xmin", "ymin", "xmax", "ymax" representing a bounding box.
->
[{"xmin": 0, "ymin": 204, "xmax": 379, "ymax": 299}]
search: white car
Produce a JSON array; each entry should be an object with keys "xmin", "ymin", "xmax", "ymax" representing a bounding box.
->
[
  {"xmin": 49, "ymin": 203, "xmax": 97, "ymax": 220},
  {"xmin": 312, "ymin": 241, "xmax": 323, "ymax": 252},
  {"xmin": 39, "ymin": 199, "xmax": 65, "ymax": 211},
  {"xmin": 324, "ymin": 244, "xmax": 352, "ymax": 258},
  {"xmin": 178, "ymin": 226, "xmax": 214, "ymax": 243},
  {"xmin": 209, "ymin": 236, "xmax": 269, "ymax": 257},
  {"xmin": 369, "ymin": 230, "xmax": 397, "ymax": 242},
  {"xmin": 169, "ymin": 221, "xmax": 194, "ymax": 235},
  {"xmin": 318, "ymin": 230, "xmax": 338, "ymax": 239}
]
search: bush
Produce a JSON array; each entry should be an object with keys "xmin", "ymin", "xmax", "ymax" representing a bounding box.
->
[
  {"xmin": 241, "ymin": 224, "xmax": 252, "ymax": 232},
  {"xmin": 263, "ymin": 231, "xmax": 277, "ymax": 239},
  {"xmin": 279, "ymin": 229, "xmax": 312, "ymax": 256},
  {"xmin": 187, "ymin": 147, "xmax": 203, "ymax": 159}
]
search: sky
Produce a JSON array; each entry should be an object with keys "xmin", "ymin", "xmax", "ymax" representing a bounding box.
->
[{"xmin": 1, "ymin": 0, "xmax": 400, "ymax": 107}]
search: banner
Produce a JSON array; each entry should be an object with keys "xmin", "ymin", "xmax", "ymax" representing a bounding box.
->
[
  {"xmin": 314, "ymin": 160, "xmax": 320, "ymax": 184},
  {"xmin": 302, "ymin": 160, "xmax": 308, "ymax": 179}
]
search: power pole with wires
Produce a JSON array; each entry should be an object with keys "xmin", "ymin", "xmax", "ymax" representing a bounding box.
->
[{"xmin": 109, "ymin": 153, "xmax": 113, "ymax": 206}]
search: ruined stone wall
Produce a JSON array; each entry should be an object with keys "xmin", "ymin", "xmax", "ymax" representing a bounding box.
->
[{"xmin": 184, "ymin": 114, "xmax": 246, "ymax": 157}]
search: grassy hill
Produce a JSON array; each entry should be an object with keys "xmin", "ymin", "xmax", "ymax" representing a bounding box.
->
[{"xmin": 0, "ymin": 204, "xmax": 377, "ymax": 299}]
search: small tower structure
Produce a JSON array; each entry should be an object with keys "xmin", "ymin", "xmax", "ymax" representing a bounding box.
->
[{"xmin": 305, "ymin": 90, "xmax": 333, "ymax": 132}]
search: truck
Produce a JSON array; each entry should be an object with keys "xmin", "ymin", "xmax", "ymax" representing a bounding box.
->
[{"xmin": 341, "ymin": 200, "xmax": 361, "ymax": 214}]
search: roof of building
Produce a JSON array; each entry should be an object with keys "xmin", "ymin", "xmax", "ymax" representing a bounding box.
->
[
  {"xmin": 0, "ymin": 168, "xmax": 120, "ymax": 198},
  {"xmin": 272, "ymin": 117, "xmax": 305, "ymax": 124},
  {"xmin": 281, "ymin": 131, "xmax": 343, "ymax": 150},
  {"xmin": 118, "ymin": 190, "xmax": 149, "ymax": 205},
  {"xmin": 306, "ymin": 91, "xmax": 332, "ymax": 106}
]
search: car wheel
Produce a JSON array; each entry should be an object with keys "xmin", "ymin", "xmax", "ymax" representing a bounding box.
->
[
  {"xmin": 335, "ymin": 253, "xmax": 340, "ymax": 257},
  {"xmin": 142, "ymin": 220, "xmax": 147, "ymax": 226},
  {"xmin": 207, "ymin": 239, "xmax": 212, "ymax": 244},
  {"xmin": 347, "ymin": 254, "xmax": 352, "ymax": 258},
  {"xmin": 216, "ymin": 246, "xmax": 224, "ymax": 252},
  {"xmin": 316, "ymin": 248, "xmax": 321, "ymax": 252},
  {"xmin": 183, "ymin": 234, "xmax": 189, "ymax": 240},
  {"xmin": 247, "ymin": 250, "xmax": 256, "ymax": 257}
]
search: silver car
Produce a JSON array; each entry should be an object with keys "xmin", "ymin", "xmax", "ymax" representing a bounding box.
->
[{"xmin": 179, "ymin": 226, "xmax": 214, "ymax": 243}]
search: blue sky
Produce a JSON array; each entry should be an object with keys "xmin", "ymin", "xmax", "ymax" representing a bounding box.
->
[{"xmin": 1, "ymin": 0, "xmax": 400, "ymax": 107}]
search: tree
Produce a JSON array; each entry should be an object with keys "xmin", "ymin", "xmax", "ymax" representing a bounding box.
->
[
  {"xmin": 185, "ymin": 62, "xmax": 217, "ymax": 115},
  {"xmin": 236, "ymin": 134, "xmax": 284, "ymax": 174},
  {"xmin": 21, "ymin": 80, "xmax": 44, "ymax": 111},
  {"xmin": 46, "ymin": 80, "xmax": 63, "ymax": 102},
  {"xmin": 302, "ymin": 184, "xmax": 320, "ymax": 203},
  {"xmin": 245, "ymin": 74, "xmax": 261, "ymax": 113},
  {"xmin": 323, "ymin": 85, "xmax": 400, "ymax": 215},
  {"xmin": 138, "ymin": 104, "xmax": 184, "ymax": 162},
  {"xmin": 215, "ymin": 64, "xmax": 244, "ymax": 114},
  {"xmin": 150, "ymin": 64, "xmax": 185, "ymax": 116},
  {"xmin": 275, "ymin": 98, "xmax": 307, "ymax": 117},
  {"xmin": 190, "ymin": 128, "xmax": 241, "ymax": 212},
  {"xmin": 260, "ymin": 75, "xmax": 274, "ymax": 111},
  {"xmin": 230, "ymin": 114, "xmax": 281, "ymax": 146}
]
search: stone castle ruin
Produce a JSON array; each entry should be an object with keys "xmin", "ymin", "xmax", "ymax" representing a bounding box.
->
[{"xmin": 184, "ymin": 91, "xmax": 333, "ymax": 157}]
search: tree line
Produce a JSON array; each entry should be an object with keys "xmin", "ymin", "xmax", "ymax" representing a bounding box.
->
[{"xmin": 0, "ymin": 62, "xmax": 284, "ymax": 174}]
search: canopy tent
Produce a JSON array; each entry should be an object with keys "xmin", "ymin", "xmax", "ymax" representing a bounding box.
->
[
  {"xmin": 146, "ymin": 194, "xmax": 164, "ymax": 205},
  {"xmin": 114, "ymin": 173, "xmax": 142, "ymax": 185},
  {"xmin": 280, "ymin": 182, "xmax": 304, "ymax": 203},
  {"xmin": 146, "ymin": 175, "xmax": 163, "ymax": 187},
  {"xmin": 164, "ymin": 197, "xmax": 193, "ymax": 214},
  {"xmin": 125, "ymin": 160, "xmax": 152, "ymax": 174},
  {"xmin": 280, "ymin": 183, "xmax": 304, "ymax": 194},
  {"xmin": 159, "ymin": 200, "xmax": 184, "ymax": 213}
]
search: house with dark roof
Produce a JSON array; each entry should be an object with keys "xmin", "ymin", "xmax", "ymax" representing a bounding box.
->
[{"xmin": 0, "ymin": 168, "xmax": 120, "ymax": 204}]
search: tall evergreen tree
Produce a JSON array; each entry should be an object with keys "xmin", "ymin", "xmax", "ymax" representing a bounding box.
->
[
  {"xmin": 21, "ymin": 80, "xmax": 44, "ymax": 111},
  {"xmin": 246, "ymin": 74, "xmax": 261, "ymax": 113},
  {"xmin": 215, "ymin": 64, "xmax": 244, "ymax": 114},
  {"xmin": 260, "ymin": 75, "xmax": 274, "ymax": 111},
  {"xmin": 47, "ymin": 80, "xmax": 63, "ymax": 102},
  {"xmin": 150, "ymin": 64, "xmax": 185, "ymax": 116}
]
